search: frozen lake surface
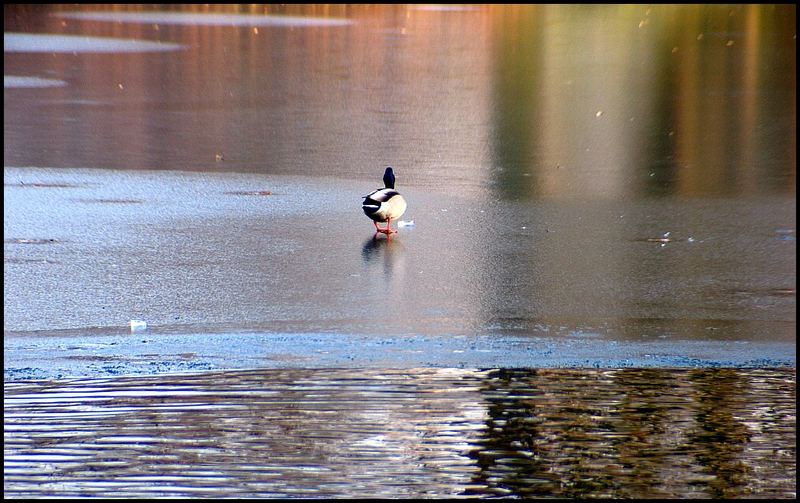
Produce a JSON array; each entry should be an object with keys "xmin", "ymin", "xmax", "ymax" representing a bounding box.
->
[{"xmin": 4, "ymin": 166, "xmax": 795, "ymax": 378}]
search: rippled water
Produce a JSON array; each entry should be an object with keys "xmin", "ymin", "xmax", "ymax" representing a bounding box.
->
[{"xmin": 5, "ymin": 368, "xmax": 795, "ymax": 498}]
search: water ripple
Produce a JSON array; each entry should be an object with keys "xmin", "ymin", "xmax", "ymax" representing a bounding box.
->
[{"xmin": 4, "ymin": 368, "xmax": 795, "ymax": 498}]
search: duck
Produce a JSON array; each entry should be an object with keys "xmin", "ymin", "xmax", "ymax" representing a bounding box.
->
[{"xmin": 362, "ymin": 167, "xmax": 407, "ymax": 236}]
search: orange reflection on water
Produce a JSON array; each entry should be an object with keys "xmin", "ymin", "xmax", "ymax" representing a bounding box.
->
[{"xmin": 4, "ymin": 4, "xmax": 795, "ymax": 198}]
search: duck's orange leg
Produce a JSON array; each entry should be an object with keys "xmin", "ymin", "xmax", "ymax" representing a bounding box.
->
[
  {"xmin": 373, "ymin": 219, "xmax": 396, "ymax": 236},
  {"xmin": 382, "ymin": 217, "xmax": 397, "ymax": 235}
]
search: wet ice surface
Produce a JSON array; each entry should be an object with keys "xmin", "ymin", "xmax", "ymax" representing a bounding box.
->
[
  {"xmin": 4, "ymin": 166, "xmax": 796, "ymax": 379},
  {"xmin": 4, "ymin": 367, "xmax": 796, "ymax": 498}
]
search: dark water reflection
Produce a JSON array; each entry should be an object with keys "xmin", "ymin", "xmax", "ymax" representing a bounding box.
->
[{"xmin": 5, "ymin": 368, "xmax": 795, "ymax": 498}]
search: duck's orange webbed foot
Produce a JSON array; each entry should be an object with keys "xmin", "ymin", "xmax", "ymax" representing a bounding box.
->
[{"xmin": 373, "ymin": 219, "xmax": 396, "ymax": 236}]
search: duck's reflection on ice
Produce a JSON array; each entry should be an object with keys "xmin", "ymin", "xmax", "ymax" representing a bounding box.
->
[{"xmin": 362, "ymin": 233, "xmax": 405, "ymax": 276}]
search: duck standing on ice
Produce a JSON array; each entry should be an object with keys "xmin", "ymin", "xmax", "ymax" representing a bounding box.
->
[{"xmin": 362, "ymin": 167, "xmax": 407, "ymax": 236}]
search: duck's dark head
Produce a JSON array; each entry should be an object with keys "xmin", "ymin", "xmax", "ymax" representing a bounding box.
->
[{"xmin": 383, "ymin": 166, "xmax": 395, "ymax": 189}]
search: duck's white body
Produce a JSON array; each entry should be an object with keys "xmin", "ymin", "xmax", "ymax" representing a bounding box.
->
[
  {"xmin": 363, "ymin": 167, "xmax": 407, "ymax": 235},
  {"xmin": 362, "ymin": 187, "xmax": 407, "ymax": 223}
]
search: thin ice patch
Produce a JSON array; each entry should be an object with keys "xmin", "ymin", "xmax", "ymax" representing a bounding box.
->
[
  {"xmin": 55, "ymin": 11, "xmax": 353, "ymax": 27},
  {"xmin": 4, "ymin": 33, "xmax": 185, "ymax": 53},
  {"xmin": 4, "ymin": 75, "xmax": 67, "ymax": 88}
]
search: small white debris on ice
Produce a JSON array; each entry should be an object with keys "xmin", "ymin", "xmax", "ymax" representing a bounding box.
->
[
  {"xmin": 129, "ymin": 319, "xmax": 147, "ymax": 331},
  {"xmin": 398, "ymin": 220, "xmax": 415, "ymax": 227}
]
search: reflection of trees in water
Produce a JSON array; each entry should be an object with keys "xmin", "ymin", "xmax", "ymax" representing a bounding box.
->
[
  {"xmin": 464, "ymin": 368, "xmax": 793, "ymax": 498},
  {"xmin": 5, "ymin": 367, "xmax": 794, "ymax": 498},
  {"xmin": 682, "ymin": 369, "xmax": 752, "ymax": 498},
  {"xmin": 463, "ymin": 369, "xmax": 550, "ymax": 497},
  {"xmin": 464, "ymin": 368, "xmax": 625, "ymax": 497}
]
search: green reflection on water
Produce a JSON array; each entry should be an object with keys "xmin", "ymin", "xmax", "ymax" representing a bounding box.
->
[{"xmin": 489, "ymin": 4, "xmax": 796, "ymax": 200}]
